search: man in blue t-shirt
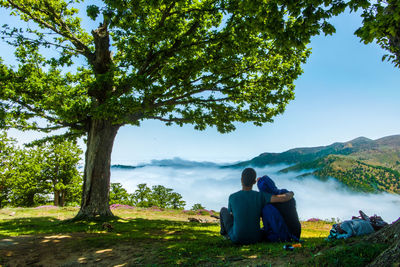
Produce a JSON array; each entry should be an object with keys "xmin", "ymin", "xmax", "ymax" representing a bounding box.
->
[{"xmin": 220, "ymin": 168, "xmax": 294, "ymax": 244}]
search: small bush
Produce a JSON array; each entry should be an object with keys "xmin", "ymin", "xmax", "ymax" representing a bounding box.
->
[{"xmin": 191, "ymin": 203, "xmax": 205, "ymax": 211}]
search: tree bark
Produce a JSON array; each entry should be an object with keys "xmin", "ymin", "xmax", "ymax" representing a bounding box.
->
[
  {"xmin": 75, "ymin": 119, "xmax": 120, "ymax": 219},
  {"xmin": 60, "ymin": 191, "xmax": 65, "ymax": 207},
  {"xmin": 365, "ymin": 218, "xmax": 400, "ymax": 266},
  {"xmin": 27, "ymin": 193, "xmax": 35, "ymax": 207},
  {"xmin": 54, "ymin": 191, "xmax": 60, "ymax": 206},
  {"xmin": 367, "ymin": 239, "xmax": 400, "ymax": 267}
]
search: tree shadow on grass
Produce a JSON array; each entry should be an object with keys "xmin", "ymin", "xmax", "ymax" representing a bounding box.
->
[
  {"xmin": 0, "ymin": 217, "xmax": 332, "ymax": 266},
  {"xmin": 0, "ymin": 216, "xmax": 224, "ymax": 265},
  {"xmin": 0, "ymin": 216, "xmax": 218, "ymax": 237},
  {"xmin": 0, "ymin": 217, "xmax": 68, "ymax": 238}
]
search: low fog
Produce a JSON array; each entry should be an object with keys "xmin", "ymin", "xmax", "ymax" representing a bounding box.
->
[{"xmin": 111, "ymin": 161, "xmax": 400, "ymax": 223}]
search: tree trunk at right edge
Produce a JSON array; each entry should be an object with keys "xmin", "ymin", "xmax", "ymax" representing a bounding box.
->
[
  {"xmin": 366, "ymin": 218, "xmax": 400, "ymax": 266},
  {"xmin": 75, "ymin": 119, "xmax": 120, "ymax": 219}
]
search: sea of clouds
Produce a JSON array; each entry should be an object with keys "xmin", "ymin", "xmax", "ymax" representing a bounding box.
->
[{"xmin": 110, "ymin": 158, "xmax": 400, "ymax": 223}]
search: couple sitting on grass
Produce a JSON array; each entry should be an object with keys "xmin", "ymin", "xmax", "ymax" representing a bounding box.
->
[{"xmin": 220, "ymin": 167, "xmax": 301, "ymax": 245}]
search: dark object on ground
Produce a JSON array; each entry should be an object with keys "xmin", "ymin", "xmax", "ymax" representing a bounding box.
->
[
  {"xmin": 211, "ymin": 214, "xmax": 220, "ymax": 220},
  {"xmin": 102, "ymin": 222, "xmax": 114, "ymax": 232},
  {"xmin": 366, "ymin": 215, "xmax": 388, "ymax": 231},
  {"xmin": 354, "ymin": 210, "xmax": 389, "ymax": 231},
  {"xmin": 327, "ymin": 210, "xmax": 389, "ymax": 240},
  {"xmin": 188, "ymin": 217, "xmax": 202, "ymax": 223},
  {"xmin": 283, "ymin": 244, "xmax": 294, "ymax": 251},
  {"xmin": 328, "ymin": 219, "xmax": 374, "ymax": 240}
]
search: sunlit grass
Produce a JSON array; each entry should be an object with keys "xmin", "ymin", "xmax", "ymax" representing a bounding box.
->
[{"xmin": 0, "ymin": 207, "xmax": 386, "ymax": 266}]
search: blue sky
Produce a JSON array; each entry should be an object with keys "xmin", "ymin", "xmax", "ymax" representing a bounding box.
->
[
  {"xmin": 113, "ymin": 11, "xmax": 400, "ymax": 164},
  {"xmin": 2, "ymin": 7, "xmax": 400, "ymax": 164}
]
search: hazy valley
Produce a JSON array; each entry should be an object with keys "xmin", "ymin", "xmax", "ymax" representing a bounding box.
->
[{"xmin": 234, "ymin": 135, "xmax": 400, "ymax": 194}]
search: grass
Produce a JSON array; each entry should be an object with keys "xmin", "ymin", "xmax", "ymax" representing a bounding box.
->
[{"xmin": 0, "ymin": 207, "xmax": 388, "ymax": 266}]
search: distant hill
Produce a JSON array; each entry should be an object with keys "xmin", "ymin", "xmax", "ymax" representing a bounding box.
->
[
  {"xmin": 233, "ymin": 135, "xmax": 400, "ymax": 167},
  {"xmin": 111, "ymin": 164, "xmax": 139, "ymax": 170},
  {"xmin": 111, "ymin": 158, "xmax": 221, "ymax": 169},
  {"xmin": 280, "ymin": 155, "xmax": 400, "ymax": 194},
  {"xmin": 233, "ymin": 135, "xmax": 400, "ymax": 194}
]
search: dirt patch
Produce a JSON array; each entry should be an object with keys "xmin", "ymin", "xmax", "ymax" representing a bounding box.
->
[{"xmin": 0, "ymin": 233, "xmax": 160, "ymax": 266}]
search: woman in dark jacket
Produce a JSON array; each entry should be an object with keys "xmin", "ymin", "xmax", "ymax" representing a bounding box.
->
[{"xmin": 257, "ymin": 175, "xmax": 301, "ymax": 239}]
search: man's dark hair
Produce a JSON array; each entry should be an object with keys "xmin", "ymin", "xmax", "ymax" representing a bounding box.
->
[{"xmin": 241, "ymin": 168, "xmax": 256, "ymax": 187}]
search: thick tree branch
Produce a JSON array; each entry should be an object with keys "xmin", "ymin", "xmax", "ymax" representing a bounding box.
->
[
  {"xmin": 91, "ymin": 24, "xmax": 111, "ymax": 74},
  {"xmin": 159, "ymin": 1, "xmax": 177, "ymax": 28}
]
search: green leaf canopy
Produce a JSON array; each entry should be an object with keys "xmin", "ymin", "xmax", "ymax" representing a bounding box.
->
[{"xmin": 0, "ymin": 0, "xmax": 346, "ymax": 135}]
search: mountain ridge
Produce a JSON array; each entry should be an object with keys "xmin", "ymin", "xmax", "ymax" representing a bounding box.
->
[
  {"xmin": 234, "ymin": 134, "xmax": 400, "ymax": 194},
  {"xmin": 232, "ymin": 134, "xmax": 400, "ymax": 168},
  {"xmin": 111, "ymin": 157, "xmax": 222, "ymax": 169}
]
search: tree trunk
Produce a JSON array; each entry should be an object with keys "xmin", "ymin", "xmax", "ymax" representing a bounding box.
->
[
  {"xmin": 54, "ymin": 191, "xmax": 60, "ymax": 206},
  {"xmin": 367, "ymin": 239, "xmax": 400, "ymax": 266},
  {"xmin": 365, "ymin": 218, "xmax": 400, "ymax": 266},
  {"xmin": 27, "ymin": 193, "xmax": 35, "ymax": 207},
  {"xmin": 75, "ymin": 119, "xmax": 120, "ymax": 219},
  {"xmin": 60, "ymin": 191, "xmax": 65, "ymax": 207}
]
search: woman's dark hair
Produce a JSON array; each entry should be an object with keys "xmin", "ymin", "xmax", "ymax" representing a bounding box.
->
[{"xmin": 241, "ymin": 168, "xmax": 256, "ymax": 187}]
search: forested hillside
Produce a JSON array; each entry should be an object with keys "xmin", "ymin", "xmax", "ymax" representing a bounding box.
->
[
  {"xmin": 236, "ymin": 135, "xmax": 400, "ymax": 194},
  {"xmin": 280, "ymin": 155, "xmax": 400, "ymax": 194}
]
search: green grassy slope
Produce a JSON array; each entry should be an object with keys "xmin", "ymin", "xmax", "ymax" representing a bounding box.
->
[
  {"xmin": 347, "ymin": 148, "xmax": 400, "ymax": 172},
  {"xmin": 0, "ymin": 207, "xmax": 388, "ymax": 266}
]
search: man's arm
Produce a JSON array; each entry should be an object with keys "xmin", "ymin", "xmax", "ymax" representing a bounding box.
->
[{"xmin": 270, "ymin": 191, "xmax": 294, "ymax": 203}]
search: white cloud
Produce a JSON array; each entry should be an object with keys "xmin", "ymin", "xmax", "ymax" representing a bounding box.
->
[{"xmin": 111, "ymin": 164, "xmax": 400, "ymax": 223}]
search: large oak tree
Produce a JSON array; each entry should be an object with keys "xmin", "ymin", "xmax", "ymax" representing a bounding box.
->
[{"xmin": 0, "ymin": 0, "xmax": 346, "ymax": 219}]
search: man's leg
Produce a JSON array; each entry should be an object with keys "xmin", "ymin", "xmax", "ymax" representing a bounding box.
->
[{"xmin": 220, "ymin": 207, "xmax": 233, "ymax": 237}]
